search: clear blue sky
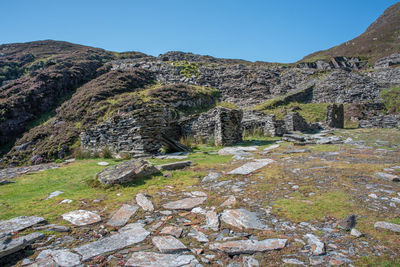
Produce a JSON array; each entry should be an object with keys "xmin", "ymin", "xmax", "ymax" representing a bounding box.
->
[{"xmin": 1, "ymin": 0, "xmax": 398, "ymax": 63}]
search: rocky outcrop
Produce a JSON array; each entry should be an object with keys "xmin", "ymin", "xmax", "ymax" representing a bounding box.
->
[{"xmin": 358, "ymin": 115, "xmax": 400, "ymax": 128}]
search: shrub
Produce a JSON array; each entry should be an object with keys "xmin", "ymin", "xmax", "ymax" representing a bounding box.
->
[
  {"xmin": 101, "ymin": 147, "xmax": 113, "ymax": 159},
  {"xmin": 180, "ymin": 135, "xmax": 196, "ymax": 149},
  {"xmin": 381, "ymin": 87, "xmax": 400, "ymax": 114},
  {"xmin": 73, "ymin": 148, "xmax": 91, "ymax": 159}
]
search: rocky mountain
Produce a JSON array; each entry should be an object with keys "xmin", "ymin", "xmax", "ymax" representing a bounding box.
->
[
  {"xmin": 1, "ymin": 3, "xmax": 400, "ymax": 167},
  {"xmin": 301, "ymin": 2, "xmax": 400, "ymax": 64}
]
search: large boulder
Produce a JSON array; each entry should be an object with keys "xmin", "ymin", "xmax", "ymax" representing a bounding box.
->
[{"xmin": 96, "ymin": 159, "xmax": 159, "ymax": 185}]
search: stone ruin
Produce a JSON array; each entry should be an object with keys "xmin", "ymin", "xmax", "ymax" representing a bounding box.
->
[
  {"xmin": 81, "ymin": 106, "xmax": 243, "ymax": 157},
  {"xmin": 180, "ymin": 107, "xmax": 243, "ymax": 146},
  {"xmin": 242, "ymin": 110, "xmax": 320, "ymax": 137},
  {"xmin": 326, "ymin": 104, "xmax": 344, "ymax": 128}
]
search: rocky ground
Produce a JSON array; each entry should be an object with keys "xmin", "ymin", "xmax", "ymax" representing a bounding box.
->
[{"xmin": 0, "ymin": 128, "xmax": 400, "ymax": 266}]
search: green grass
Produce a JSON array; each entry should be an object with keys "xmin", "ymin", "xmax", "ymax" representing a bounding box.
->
[
  {"xmin": 381, "ymin": 87, "xmax": 400, "ymax": 113},
  {"xmin": 256, "ymin": 102, "xmax": 329, "ymax": 122},
  {"xmin": 216, "ymin": 101, "xmax": 238, "ymax": 109},
  {"xmin": 0, "ymin": 148, "xmax": 233, "ymax": 222},
  {"xmin": 273, "ymin": 191, "xmax": 352, "ymax": 222}
]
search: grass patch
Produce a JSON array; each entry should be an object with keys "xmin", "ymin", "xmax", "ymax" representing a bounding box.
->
[
  {"xmin": 256, "ymin": 102, "xmax": 329, "ymax": 122},
  {"xmin": 381, "ymin": 87, "xmax": 400, "ymax": 114},
  {"xmin": 273, "ymin": 191, "xmax": 352, "ymax": 222},
  {"xmin": 216, "ymin": 101, "xmax": 238, "ymax": 109}
]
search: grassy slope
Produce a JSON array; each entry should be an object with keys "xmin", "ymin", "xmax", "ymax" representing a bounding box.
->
[{"xmin": 301, "ymin": 2, "xmax": 400, "ymax": 65}]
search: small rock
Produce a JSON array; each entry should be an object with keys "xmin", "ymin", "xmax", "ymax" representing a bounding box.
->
[
  {"xmin": 263, "ymin": 144, "xmax": 280, "ymax": 151},
  {"xmin": 33, "ymin": 224, "xmax": 70, "ymax": 233},
  {"xmin": 209, "ymin": 238, "xmax": 287, "ymax": 255},
  {"xmin": 36, "ymin": 249, "xmax": 81, "ymax": 267},
  {"xmin": 163, "ymin": 197, "xmax": 207, "ymax": 210},
  {"xmin": 282, "ymin": 258, "xmax": 305, "ymax": 265},
  {"xmin": 350, "ymin": 228, "xmax": 363, "ymax": 237},
  {"xmin": 107, "ymin": 204, "xmax": 138, "ymax": 227},
  {"xmin": 304, "ymin": 234, "xmax": 325, "ymax": 255},
  {"xmin": 152, "ymin": 236, "xmax": 188, "ymax": 253},
  {"xmin": 125, "ymin": 252, "xmax": 200, "ymax": 266},
  {"xmin": 156, "ymin": 161, "xmax": 192, "ymax": 171},
  {"xmin": 243, "ymin": 256, "xmax": 260, "ymax": 266},
  {"xmin": 0, "ymin": 232, "xmax": 44, "ymax": 259},
  {"xmin": 160, "ymin": 226, "xmax": 183, "ymax": 238},
  {"xmin": 45, "ymin": 190, "xmax": 64, "ymax": 200},
  {"xmin": 374, "ymin": 221, "xmax": 400, "ymax": 233},
  {"xmin": 228, "ymin": 159, "xmax": 274, "ymax": 175},
  {"xmin": 376, "ymin": 172, "xmax": 399, "ymax": 182},
  {"xmin": 221, "ymin": 209, "xmax": 268, "ymax": 230},
  {"xmin": 0, "ymin": 216, "xmax": 45, "ymax": 234},
  {"xmin": 188, "ymin": 227, "xmax": 209, "ymax": 243},
  {"xmin": 59, "ymin": 199, "xmax": 73, "ymax": 204},
  {"xmin": 337, "ymin": 214, "xmax": 357, "ymax": 231},
  {"xmin": 136, "ymin": 193, "xmax": 154, "ymax": 212},
  {"xmin": 202, "ymin": 172, "xmax": 220, "ymax": 182},
  {"xmin": 97, "ymin": 161, "xmax": 109, "ymax": 166},
  {"xmin": 62, "ymin": 210, "xmax": 101, "ymax": 226},
  {"xmin": 220, "ymin": 196, "xmax": 236, "ymax": 207},
  {"xmin": 205, "ymin": 211, "xmax": 219, "ymax": 231}
]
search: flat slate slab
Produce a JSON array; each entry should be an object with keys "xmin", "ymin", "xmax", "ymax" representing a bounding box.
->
[
  {"xmin": 202, "ymin": 172, "xmax": 220, "ymax": 182},
  {"xmin": 162, "ymin": 197, "xmax": 207, "ymax": 210},
  {"xmin": 304, "ymin": 234, "xmax": 325, "ymax": 255},
  {"xmin": 374, "ymin": 221, "xmax": 400, "ymax": 233},
  {"xmin": 96, "ymin": 159, "xmax": 159, "ymax": 185},
  {"xmin": 228, "ymin": 159, "xmax": 274, "ymax": 175},
  {"xmin": 136, "ymin": 193, "xmax": 154, "ymax": 212},
  {"xmin": 209, "ymin": 239, "xmax": 287, "ymax": 255},
  {"xmin": 62, "ymin": 210, "xmax": 101, "ymax": 226},
  {"xmin": 0, "ymin": 216, "xmax": 45, "ymax": 234},
  {"xmin": 160, "ymin": 226, "xmax": 183, "ymax": 238},
  {"xmin": 74, "ymin": 223, "xmax": 149, "ymax": 261},
  {"xmin": 152, "ymin": 236, "xmax": 188, "ymax": 253},
  {"xmin": 156, "ymin": 161, "xmax": 192, "ymax": 171},
  {"xmin": 36, "ymin": 249, "xmax": 81, "ymax": 267},
  {"xmin": 376, "ymin": 172, "xmax": 400, "ymax": 182},
  {"xmin": 107, "ymin": 204, "xmax": 138, "ymax": 227},
  {"xmin": 125, "ymin": 252, "xmax": 200, "ymax": 267},
  {"xmin": 188, "ymin": 227, "xmax": 209, "ymax": 243},
  {"xmin": 0, "ymin": 232, "xmax": 44, "ymax": 258},
  {"xmin": 205, "ymin": 211, "xmax": 219, "ymax": 231},
  {"xmin": 221, "ymin": 209, "xmax": 268, "ymax": 230},
  {"xmin": 218, "ymin": 146, "xmax": 259, "ymax": 156}
]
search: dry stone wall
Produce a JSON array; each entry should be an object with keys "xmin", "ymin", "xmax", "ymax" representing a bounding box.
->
[{"xmin": 326, "ymin": 104, "xmax": 344, "ymax": 128}]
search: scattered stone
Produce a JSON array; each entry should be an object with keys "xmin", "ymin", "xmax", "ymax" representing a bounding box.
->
[
  {"xmin": 284, "ymin": 149, "xmax": 311, "ymax": 154},
  {"xmin": 0, "ymin": 180, "xmax": 15, "ymax": 185},
  {"xmin": 337, "ymin": 214, "xmax": 357, "ymax": 231},
  {"xmin": 374, "ymin": 221, "xmax": 400, "ymax": 233},
  {"xmin": 188, "ymin": 191, "xmax": 207, "ymax": 197},
  {"xmin": 96, "ymin": 159, "xmax": 159, "ymax": 185},
  {"xmin": 282, "ymin": 258, "xmax": 305, "ymax": 265},
  {"xmin": 160, "ymin": 226, "xmax": 183, "ymax": 238},
  {"xmin": 152, "ymin": 236, "xmax": 188, "ymax": 253},
  {"xmin": 350, "ymin": 228, "xmax": 363, "ymax": 237},
  {"xmin": 191, "ymin": 207, "xmax": 207, "ymax": 215},
  {"xmin": 59, "ymin": 199, "xmax": 73, "ymax": 204},
  {"xmin": 202, "ymin": 172, "xmax": 220, "ymax": 182},
  {"xmin": 125, "ymin": 252, "xmax": 200, "ymax": 267},
  {"xmin": 304, "ymin": 234, "xmax": 325, "ymax": 255},
  {"xmin": 36, "ymin": 249, "xmax": 81, "ymax": 267},
  {"xmin": 156, "ymin": 155, "xmax": 188, "ymax": 160},
  {"xmin": 0, "ymin": 232, "xmax": 44, "ymax": 258},
  {"xmin": 21, "ymin": 258, "xmax": 33, "ymax": 266},
  {"xmin": 74, "ymin": 223, "xmax": 149, "ymax": 261},
  {"xmin": 107, "ymin": 204, "xmax": 138, "ymax": 227},
  {"xmin": 205, "ymin": 211, "xmax": 219, "ymax": 231},
  {"xmin": 368, "ymin": 194, "xmax": 378, "ymax": 199},
  {"xmin": 97, "ymin": 161, "xmax": 109, "ymax": 166},
  {"xmin": 209, "ymin": 238, "xmax": 287, "ymax": 255},
  {"xmin": 228, "ymin": 159, "xmax": 274, "ymax": 175},
  {"xmin": 188, "ymin": 227, "xmax": 209, "ymax": 243},
  {"xmin": 0, "ymin": 216, "xmax": 45, "ymax": 234},
  {"xmin": 220, "ymin": 196, "xmax": 236, "ymax": 207},
  {"xmin": 263, "ymin": 144, "xmax": 280, "ymax": 151},
  {"xmin": 45, "ymin": 190, "xmax": 64, "ymax": 200},
  {"xmin": 376, "ymin": 172, "xmax": 400, "ymax": 182},
  {"xmin": 218, "ymin": 146, "xmax": 258, "ymax": 156},
  {"xmin": 62, "ymin": 210, "xmax": 101, "ymax": 226},
  {"xmin": 156, "ymin": 161, "xmax": 192, "ymax": 171},
  {"xmin": 136, "ymin": 193, "xmax": 154, "ymax": 212},
  {"xmin": 33, "ymin": 224, "xmax": 70, "ymax": 232},
  {"xmin": 243, "ymin": 256, "xmax": 260, "ymax": 267},
  {"xmin": 221, "ymin": 209, "xmax": 267, "ymax": 230},
  {"xmin": 163, "ymin": 197, "xmax": 207, "ymax": 210}
]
